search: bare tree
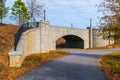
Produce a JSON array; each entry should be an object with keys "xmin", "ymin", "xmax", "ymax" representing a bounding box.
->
[{"xmin": 26, "ymin": 0, "xmax": 45, "ymax": 26}]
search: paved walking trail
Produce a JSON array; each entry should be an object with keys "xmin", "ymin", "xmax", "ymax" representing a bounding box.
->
[{"xmin": 17, "ymin": 48, "xmax": 120, "ymax": 80}]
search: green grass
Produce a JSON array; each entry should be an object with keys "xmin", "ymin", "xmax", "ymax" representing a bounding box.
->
[
  {"xmin": 99, "ymin": 52, "xmax": 120, "ymax": 80},
  {"xmin": 87, "ymin": 46, "xmax": 112, "ymax": 50}
]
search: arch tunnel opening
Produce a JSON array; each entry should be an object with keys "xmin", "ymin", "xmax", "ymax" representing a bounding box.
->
[{"xmin": 56, "ymin": 35, "xmax": 84, "ymax": 49}]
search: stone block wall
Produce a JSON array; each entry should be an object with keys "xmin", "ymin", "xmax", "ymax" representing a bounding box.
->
[
  {"xmin": 24, "ymin": 29, "xmax": 41, "ymax": 56},
  {"xmin": 39, "ymin": 21, "xmax": 56, "ymax": 53},
  {"xmin": 9, "ymin": 28, "xmax": 41, "ymax": 67},
  {"xmin": 92, "ymin": 29, "xmax": 109, "ymax": 47},
  {"xmin": 52, "ymin": 26, "xmax": 90, "ymax": 49},
  {"xmin": 9, "ymin": 55, "xmax": 22, "ymax": 67}
]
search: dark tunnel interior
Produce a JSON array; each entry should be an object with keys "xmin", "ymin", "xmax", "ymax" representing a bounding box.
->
[{"xmin": 56, "ymin": 35, "xmax": 84, "ymax": 49}]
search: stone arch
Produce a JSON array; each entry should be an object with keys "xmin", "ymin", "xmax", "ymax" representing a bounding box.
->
[{"xmin": 56, "ymin": 35, "xmax": 84, "ymax": 48}]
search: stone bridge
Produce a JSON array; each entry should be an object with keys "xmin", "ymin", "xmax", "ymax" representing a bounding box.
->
[{"xmin": 8, "ymin": 21, "xmax": 111, "ymax": 67}]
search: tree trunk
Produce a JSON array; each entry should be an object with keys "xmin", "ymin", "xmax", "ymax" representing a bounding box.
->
[
  {"xmin": 18, "ymin": 14, "xmax": 20, "ymax": 26},
  {"xmin": 0, "ymin": 16, "xmax": 2, "ymax": 24}
]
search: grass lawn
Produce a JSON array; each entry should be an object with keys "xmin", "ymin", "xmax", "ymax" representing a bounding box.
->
[{"xmin": 99, "ymin": 52, "xmax": 120, "ymax": 80}]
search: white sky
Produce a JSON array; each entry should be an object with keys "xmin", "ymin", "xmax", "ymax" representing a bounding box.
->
[{"xmin": 4, "ymin": 0, "xmax": 103, "ymax": 28}]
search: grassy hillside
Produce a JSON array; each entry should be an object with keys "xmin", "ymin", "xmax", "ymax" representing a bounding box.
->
[
  {"xmin": 99, "ymin": 52, "xmax": 120, "ymax": 80},
  {"xmin": 0, "ymin": 24, "xmax": 19, "ymax": 67}
]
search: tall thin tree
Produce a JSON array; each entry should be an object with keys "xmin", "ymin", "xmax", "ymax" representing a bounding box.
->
[
  {"xmin": 0, "ymin": 0, "xmax": 8, "ymax": 23},
  {"xmin": 11, "ymin": 0, "xmax": 30, "ymax": 26}
]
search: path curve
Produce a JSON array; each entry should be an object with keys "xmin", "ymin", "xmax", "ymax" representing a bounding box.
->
[{"xmin": 17, "ymin": 48, "xmax": 120, "ymax": 80}]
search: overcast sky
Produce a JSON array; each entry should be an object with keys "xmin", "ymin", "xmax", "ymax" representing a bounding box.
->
[{"xmin": 4, "ymin": 0, "xmax": 103, "ymax": 28}]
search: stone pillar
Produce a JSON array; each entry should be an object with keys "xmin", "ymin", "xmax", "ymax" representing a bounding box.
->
[
  {"xmin": 9, "ymin": 51, "xmax": 23, "ymax": 67},
  {"xmin": 89, "ymin": 27, "xmax": 93, "ymax": 48},
  {"xmin": 87, "ymin": 27, "xmax": 93, "ymax": 48},
  {"xmin": 39, "ymin": 21, "xmax": 56, "ymax": 53},
  {"xmin": 39, "ymin": 20, "xmax": 50, "ymax": 27}
]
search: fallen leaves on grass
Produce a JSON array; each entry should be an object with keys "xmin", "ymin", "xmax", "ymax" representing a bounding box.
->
[
  {"xmin": 0, "ymin": 24, "xmax": 19, "ymax": 67},
  {"xmin": 0, "ymin": 50, "xmax": 69, "ymax": 80},
  {"xmin": 99, "ymin": 52, "xmax": 120, "ymax": 80}
]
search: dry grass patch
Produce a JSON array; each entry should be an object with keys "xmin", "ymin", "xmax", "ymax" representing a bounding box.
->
[
  {"xmin": 0, "ymin": 24, "xmax": 19, "ymax": 80},
  {"xmin": 0, "ymin": 50, "xmax": 69, "ymax": 80},
  {"xmin": 0, "ymin": 24, "xmax": 19, "ymax": 67},
  {"xmin": 99, "ymin": 52, "xmax": 120, "ymax": 80}
]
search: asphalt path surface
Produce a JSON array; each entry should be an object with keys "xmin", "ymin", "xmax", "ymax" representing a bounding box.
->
[{"xmin": 17, "ymin": 48, "xmax": 120, "ymax": 80}]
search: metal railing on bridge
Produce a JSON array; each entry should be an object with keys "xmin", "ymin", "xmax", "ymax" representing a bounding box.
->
[{"xmin": 14, "ymin": 22, "xmax": 39, "ymax": 51}]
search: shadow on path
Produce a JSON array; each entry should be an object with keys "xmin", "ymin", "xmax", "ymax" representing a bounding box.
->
[{"xmin": 70, "ymin": 53, "xmax": 101, "ymax": 59}]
